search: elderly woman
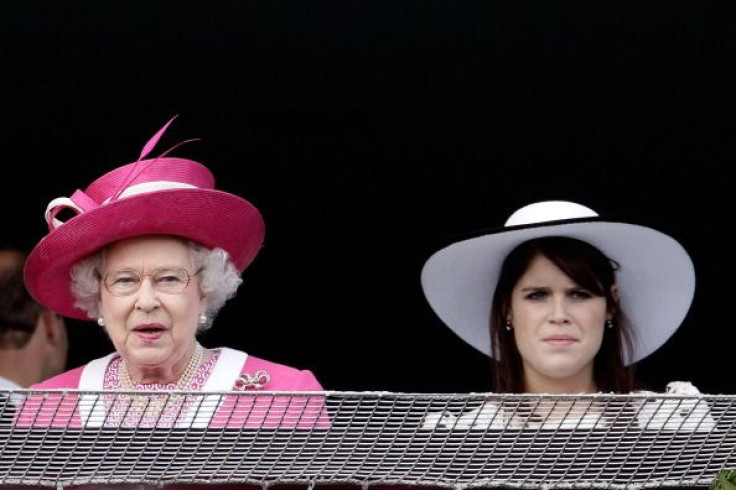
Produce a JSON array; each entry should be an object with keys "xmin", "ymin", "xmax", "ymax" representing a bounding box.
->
[{"xmin": 16, "ymin": 118, "xmax": 326, "ymax": 429}]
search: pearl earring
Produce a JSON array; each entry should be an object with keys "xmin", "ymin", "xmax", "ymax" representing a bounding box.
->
[
  {"xmin": 199, "ymin": 313, "xmax": 208, "ymax": 325},
  {"xmin": 606, "ymin": 319, "xmax": 614, "ymax": 329},
  {"xmin": 505, "ymin": 319, "xmax": 512, "ymax": 331},
  {"xmin": 97, "ymin": 317, "xmax": 105, "ymax": 327}
]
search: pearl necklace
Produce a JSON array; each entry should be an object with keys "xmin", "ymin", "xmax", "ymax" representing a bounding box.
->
[{"xmin": 118, "ymin": 343, "xmax": 204, "ymax": 415}]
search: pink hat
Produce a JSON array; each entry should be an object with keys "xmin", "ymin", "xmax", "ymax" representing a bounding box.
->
[{"xmin": 24, "ymin": 117, "xmax": 265, "ymax": 320}]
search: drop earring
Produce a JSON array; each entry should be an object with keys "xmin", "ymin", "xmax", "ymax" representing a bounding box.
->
[
  {"xmin": 199, "ymin": 313, "xmax": 208, "ymax": 325},
  {"xmin": 505, "ymin": 319, "xmax": 512, "ymax": 331},
  {"xmin": 97, "ymin": 317, "xmax": 105, "ymax": 327},
  {"xmin": 606, "ymin": 319, "xmax": 614, "ymax": 329}
]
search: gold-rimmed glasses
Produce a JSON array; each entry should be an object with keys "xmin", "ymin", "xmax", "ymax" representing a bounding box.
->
[{"xmin": 102, "ymin": 267, "xmax": 197, "ymax": 297}]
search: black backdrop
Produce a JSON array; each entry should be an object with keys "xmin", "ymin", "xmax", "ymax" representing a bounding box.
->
[{"xmin": 2, "ymin": 0, "xmax": 734, "ymax": 394}]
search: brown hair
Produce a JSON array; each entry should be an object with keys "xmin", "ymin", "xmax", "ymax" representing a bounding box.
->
[
  {"xmin": 0, "ymin": 250, "xmax": 44, "ymax": 349},
  {"xmin": 490, "ymin": 236, "xmax": 636, "ymax": 393}
]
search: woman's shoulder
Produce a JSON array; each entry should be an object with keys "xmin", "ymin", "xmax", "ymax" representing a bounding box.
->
[
  {"xmin": 31, "ymin": 365, "xmax": 87, "ymax": 389},
  {"xmin": 632, "ymin": 380, "xmax": 715, "ymax": 432},
  {"xmin": 633, "ymin": 380, "xmax": 704, "ymax": 395},
  {"xmin": 222, "ymin": 348, "xmax": 324, "ymax": 391},
  {"xmin": 244, "ymin": 354, "xmax": 324, "ymax": 390},
  {"xmin": 31, "ymin": 353, "xmax": 118, "ymax": 390}
]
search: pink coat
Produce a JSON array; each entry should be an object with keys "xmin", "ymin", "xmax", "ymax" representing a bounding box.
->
[{"xmin": 16, "ymin": 348, "xmax": 329, "ymax": 429}]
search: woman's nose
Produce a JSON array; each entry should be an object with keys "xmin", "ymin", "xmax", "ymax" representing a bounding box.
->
[
  {"xmin": 549, "ymin": 295, "xmax": 571, "ymax": 324},
  {"xmin": 134, "ymin": 277, "xmax": 160, "ymax": 310}
]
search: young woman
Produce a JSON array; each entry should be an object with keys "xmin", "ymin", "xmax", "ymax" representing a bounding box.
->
[{"xmin": 421, "ymin": 201, "xmax": 713, "ymax": 431}]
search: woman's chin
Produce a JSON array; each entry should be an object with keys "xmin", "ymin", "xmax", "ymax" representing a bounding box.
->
[{"xmin": 125, "ymin": 346, "xmax": 172, "ymax": 366}]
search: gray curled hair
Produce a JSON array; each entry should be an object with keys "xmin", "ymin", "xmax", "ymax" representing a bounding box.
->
[{"xmin": 70, "ymin": 240, "xmax": 242, "ymax": 331}]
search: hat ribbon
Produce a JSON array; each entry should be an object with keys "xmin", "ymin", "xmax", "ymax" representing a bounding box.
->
[
  {"xmin": 43, "ymin": 115, "xmax": 201, "ymax": 231},
  {"xmin": 44, "ymin": 181, "xmax": 199, "ymax": 231}
]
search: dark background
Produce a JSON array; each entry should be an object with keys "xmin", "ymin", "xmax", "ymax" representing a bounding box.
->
[{"xmin": 1, "ymin": 0, "xmax": 734, "ymax": 394}]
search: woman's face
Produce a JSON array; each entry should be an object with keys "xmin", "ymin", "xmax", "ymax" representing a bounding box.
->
[
  {"xmin": 508, "ymin": 254, "xmax": 609, "ymax": 393},
  {"xmin": 98, "ymin": 235, "xmax": 206, "ymax": 377}
]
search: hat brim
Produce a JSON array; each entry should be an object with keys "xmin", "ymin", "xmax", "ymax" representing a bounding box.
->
[
  {"xmin": 420, "ymin": 219, "xmax": 695, "ymax": 364},
  {"xmin": 25, "ymin": 188, "xmax": 265, "ymax": 320}
]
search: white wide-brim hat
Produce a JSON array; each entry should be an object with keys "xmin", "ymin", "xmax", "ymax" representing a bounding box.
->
[{"xmin": 420, "ymin": 201, "xmax": 695, "ymax": 365}]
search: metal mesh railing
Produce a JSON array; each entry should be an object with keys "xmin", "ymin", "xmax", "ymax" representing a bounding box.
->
[{"xmin": 0, "ymin": 390, "xmax": 734, "ymax": 488}]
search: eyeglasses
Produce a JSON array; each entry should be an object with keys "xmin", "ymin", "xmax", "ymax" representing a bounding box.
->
[{"xmin": 102, "ymin": 267, "xmax": 197, "ymax": 297}]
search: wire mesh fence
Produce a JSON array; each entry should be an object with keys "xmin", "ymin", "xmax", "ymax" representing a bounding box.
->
[{"xmin": 0, "ymin": 390, "xmax": 733, "ymax": 488}]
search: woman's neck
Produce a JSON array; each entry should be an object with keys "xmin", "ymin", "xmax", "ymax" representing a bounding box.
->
[
  {"xmin": 524, "ymin": 372, "xmax": 597, "ymax": 394},
  {"xmin": 123, "ymin": 343, "xmax": 205, "ymax": 385}
]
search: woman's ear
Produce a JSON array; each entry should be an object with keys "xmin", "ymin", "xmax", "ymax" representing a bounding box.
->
[
  {"xmin": 502, "ymin": 309, "xmax": 512, "ymax": 325},
  {"xmin": 610, "ymin": 284, "xmax": 620, "ymax": 302},
  {"xmin": 609, "ymin": 284, "xmax": 620, "ymax": 316}
]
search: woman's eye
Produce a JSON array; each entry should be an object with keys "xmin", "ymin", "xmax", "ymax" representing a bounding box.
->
[
  {"xmin": 115, "ymin": 276, "xmax": 138, "ymax": 285},
  {"xmin": 525, "ymin": 290, "xmax": 547, "ymax": 300},
  {"xmin": 570, "ymin": 289, "xmax": 593, "ymax": 299},
  {"xmin": 158, "ymin": 275, "xmax": 182, "ymax": 284}
]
